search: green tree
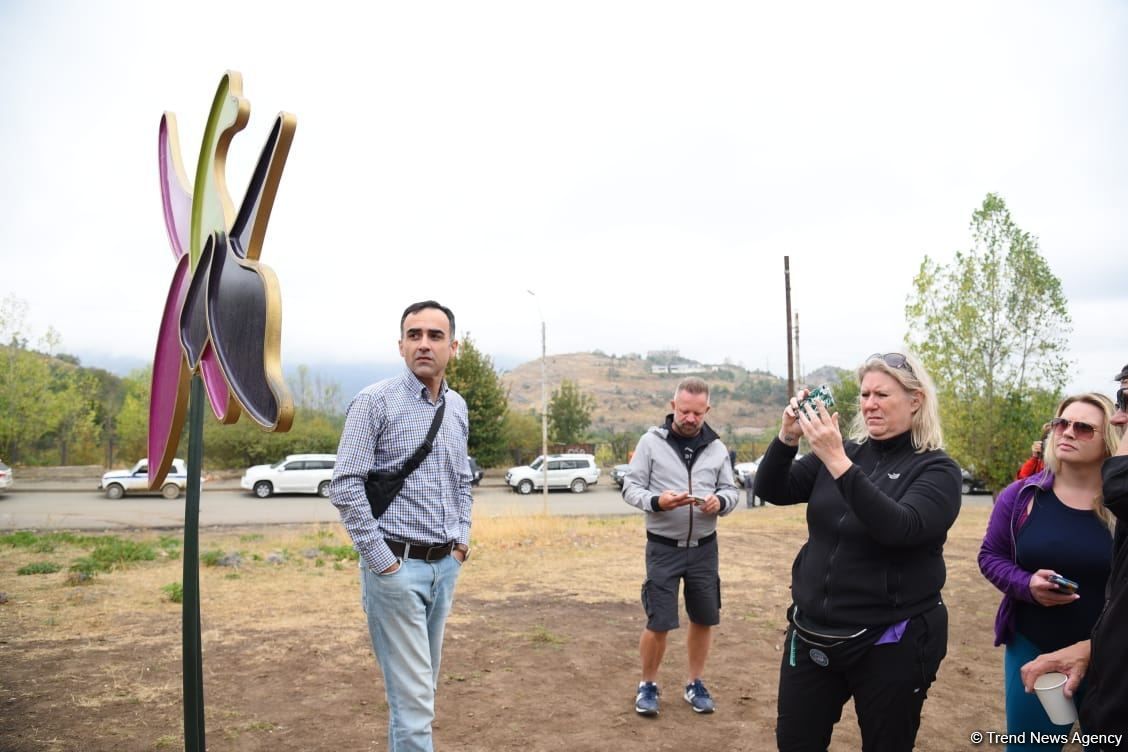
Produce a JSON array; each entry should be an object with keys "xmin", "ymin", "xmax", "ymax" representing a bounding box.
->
[
  {"xmin": 548, "ymin": 379, "xmax": 595, "ymax": 445},
  {"xmin": 0, "ymin": 296, "xmax": 102, "ymax": 464},
  {"xmin": 114, "ymin": 368, "xmax": 153, "ymax": 464},
  {"xmin": 830, "ymin": 368, "xmax": 860, "ymax": 435},
  {"xmin": 445, "ymin": 334, "xmax": 509, "ymax": 467},
  {"xmin": 905, "ymin": 193, "xmax": 1070, "ymax": 493},
  {"xmin": 43, "ymin": 363, "xmax": 102, "ymax": 465},
  {"xmin": 501, "ymin": 409, "xmax": 542, "ymax": 465}
]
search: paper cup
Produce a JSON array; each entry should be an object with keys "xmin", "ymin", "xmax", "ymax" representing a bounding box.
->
[{"xmin": 1033, "ymin": 672, "xmax": 1078, "ymax": 725}]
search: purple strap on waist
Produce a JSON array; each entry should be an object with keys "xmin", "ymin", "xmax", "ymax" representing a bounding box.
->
[{"xmin": 875, "ymin": 619, "xmax": 909, "ymax": 645}]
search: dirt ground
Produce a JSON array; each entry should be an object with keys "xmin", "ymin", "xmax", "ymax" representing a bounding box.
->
[{"xmin": 0, "ymin": 505, "xmax": 1085, "ymax": 751}]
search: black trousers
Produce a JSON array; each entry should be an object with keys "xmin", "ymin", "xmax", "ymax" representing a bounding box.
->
[{"xmin": 776, "ymin": 602, "xmax": 948, "ymax": 752}]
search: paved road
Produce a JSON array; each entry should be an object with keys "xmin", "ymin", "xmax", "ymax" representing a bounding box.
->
[
  {"xmin": 0, "ymin": 482, "xmax": 991, "ymax": 531},
  {"xmin": 0, "ymin": 484, "xmax": 646, "ymax": 530}
]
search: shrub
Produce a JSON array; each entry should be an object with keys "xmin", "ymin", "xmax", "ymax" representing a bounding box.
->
[
  {"xmin": 161, "ymin": 582, "xmax": 183, "ymax": 603},
  {"xmin": 18, "ymin": 561, "xmax": 62, "ymax": 575}
]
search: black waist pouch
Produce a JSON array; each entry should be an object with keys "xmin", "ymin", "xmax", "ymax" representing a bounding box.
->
[
  {"xmin": 364, "ymin": 470, "xmax": 406, "ymax": 520},
  {"xmin": 788, "ymin": 604, "xmax": 882, "ymax": 670}
]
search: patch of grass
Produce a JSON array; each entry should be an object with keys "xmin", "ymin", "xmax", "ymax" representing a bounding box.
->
[
  {"xmin": 18, "ymin": 561, "xmax": 62, "ymax": 575},
  {"xmin": 61, "ymin": 536, "xmax": 158, "ymax": 574},
  {"xmin": 1, "ymin": 531, "xmax": 101, "ymax": 553},
  {"xmin": 240, "ymin": 533, "xmax": 264, "ymax": 543},
  {"xmin": 161, "ymin": 582, "xmax": 183, "ymax": 603},
  {"xmin": 88, "ymin": 538, "xmax": 156, "ymax": 571},
  {"xmin": 154, "ymin": 734, "xmax": 179, "ymax": 749},
  {"xmin": 528, "ymin": 625, "xmax": 566, "ymax": 646},
  {"xmin": 0, "ymin": 531, "xmax": 39, "ymax": 548},
  {"xmin": 69, "ymin": 557, "xmax": 99, "ymax": 576},
  {"xmin": 157, "ymin": 535, "xmax": 181, "ymax": 551},
  {"xmin": 318, "ymin": 544, "xmax": 358, "ymax": 561},
  {"xmin": 200, "ymin": 549, "xmax": 225, "ymax": 567}
]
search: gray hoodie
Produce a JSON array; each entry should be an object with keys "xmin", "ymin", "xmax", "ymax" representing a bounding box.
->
[{"xmin": 622, "ymin": 421, "xmax": 739, "ymax": 544}]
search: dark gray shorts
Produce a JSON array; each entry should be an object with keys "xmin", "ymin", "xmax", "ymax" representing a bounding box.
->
[{"xmin": 641, "ymin": 537, "xmax": 721, "ymax": 631}]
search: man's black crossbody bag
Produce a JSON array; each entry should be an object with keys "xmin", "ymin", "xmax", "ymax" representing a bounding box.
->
[{"xmin": 364, "ymin": 401, "xmax": 446, "ymax": 521}]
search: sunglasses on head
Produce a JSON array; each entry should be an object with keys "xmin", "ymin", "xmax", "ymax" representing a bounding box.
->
[
  {"xmin": 1050, "ymin": 417, "xmax": 1098, "ymax": 441},
  {"xmin": 867, "ymin": 352, "xmax": 915, "ymax": 376}
]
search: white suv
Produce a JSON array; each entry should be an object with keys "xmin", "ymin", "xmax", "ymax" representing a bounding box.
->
[
  {"xmin": 505, "ymin": 454, "xmax": 600, "ymax": 494},
  {"xmin": 241, "ymin": 454, "xmax": 336, "ymax": 498},
  {"xmin": 100, "ymin": 458, "xmax": 192, "ymax": 499}
]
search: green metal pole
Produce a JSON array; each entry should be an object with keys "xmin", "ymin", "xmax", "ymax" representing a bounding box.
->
[{"xmin": 183, "ymin": 374, "xmax": 206, "ymax": 751}]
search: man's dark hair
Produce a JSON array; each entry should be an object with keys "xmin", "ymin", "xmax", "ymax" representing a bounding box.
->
[{"xmin": 400, "ymin": 300, "xmax": 456, "ymax": 338}]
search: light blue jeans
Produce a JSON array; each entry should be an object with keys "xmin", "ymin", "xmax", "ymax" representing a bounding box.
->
[{"xmin": 360, "ymin": 555, "xmax": 462, "ymax": 752}]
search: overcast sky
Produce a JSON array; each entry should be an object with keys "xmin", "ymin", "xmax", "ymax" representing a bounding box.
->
[{"xmin": 1, "ymin": 1, "xmax": 1125, "ymax": 399}]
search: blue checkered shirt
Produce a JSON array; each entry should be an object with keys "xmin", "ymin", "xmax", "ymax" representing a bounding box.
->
[{"xmin": 330, "ymin": 368, "xmax": 472, "ymax": 573}]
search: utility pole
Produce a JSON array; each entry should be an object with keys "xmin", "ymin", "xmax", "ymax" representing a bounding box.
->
[
  {"xmin": 784, "ymin": 257, "xmax": 794, "ymax": 398},
  {"xmin": 527, "ymin": 290, "xmax": 549, "ymax": 515},
  {"xmin": 794, "ymin": 311, "xmax": 801, "ymax": 387}
]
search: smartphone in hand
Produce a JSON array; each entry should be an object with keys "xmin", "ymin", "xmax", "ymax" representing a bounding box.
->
[
  {"xmin": 687, "ymin": 495, "xmax": 708, "ymax": 506},
  {"xmin": 1048, "ymin": 574, "xmax": 1079, "ymax": 594},
  {"xmin": 799, "ymin": 384, "xmax": 836, "ymax": 417}
]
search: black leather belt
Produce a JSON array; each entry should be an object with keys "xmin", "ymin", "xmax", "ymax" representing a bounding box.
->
[
  {"xmin": 647, "ymin": 531, "xmax": 716, "ymax": 548},
  {"xmin": 386, "ymin": 539, "xmax": 455, "ymax": 561}
]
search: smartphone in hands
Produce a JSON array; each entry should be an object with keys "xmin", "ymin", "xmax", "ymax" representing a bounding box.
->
[
  {"xmin": 798, "ymin": 384, "xmax": 836, "ymax": 417},
  {"xmin": 687, "ymin": 495, "xmax": 709, "ymax": 506},
  {"xmin": 1048, "ymin": 574, "xmax": 1079, "ymax": 594}
]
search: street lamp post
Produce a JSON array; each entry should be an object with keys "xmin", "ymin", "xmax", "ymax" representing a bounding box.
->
[{"xmin": 527, "ymin": 290, "xmax": 549, "ymax": 514}]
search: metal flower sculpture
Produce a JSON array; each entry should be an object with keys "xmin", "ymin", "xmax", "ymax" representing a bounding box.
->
[
  {"xmin": 150, "ymin": 71, "xmax": 294, "ymax": 489},
  {"xmin": 151, "ymin": 72, "xmax": 295, "ymax": 752}
]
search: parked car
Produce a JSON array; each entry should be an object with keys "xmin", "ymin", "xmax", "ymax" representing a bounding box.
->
[
  {"xmin": 733, "ymin": 461, "xmax": 759, "ymax": 488},
  {"xmin": 960, "ymin": 467, "xmax": 991, "ymax": 495},
  {"xmin": 505, "ymin": 454, "xmax": 601, "ymax": 494},
  {"xmin": 100, "ymin": 458, "xmax": 191, "ymax": 499},
  {"xmin": 0, "ymin": 459, "xmax": 12, "ymax": 494},
  {"xmin": 610, "ymin": 464, "xmax": 631, "ymax": 488},
  {"xmin": 241, "ymin": 454, "xmax": 336, "ymax": 498},
  {"xmin": 467, "ymin": 456, "xmax": 484, "ymax": 486}
]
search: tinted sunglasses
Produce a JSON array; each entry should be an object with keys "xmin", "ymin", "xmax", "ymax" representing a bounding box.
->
[
  {"xmin": 867, "ymin": 352, "xmax": 915, "ymax": 376},
  {"xmin": 1050, "ymin": 417, "xmax": 1098, "ymax": 441},
  {"xmin": 1117, "ymin": 388, "xmax": 1126, "ymax": 413}
]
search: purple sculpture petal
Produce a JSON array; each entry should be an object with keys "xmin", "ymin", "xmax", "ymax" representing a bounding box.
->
[
  {"xmin": 159, "ymin": 114, "xmax": 193, "ymax": 261},
  {"xmin": 148, "ymin": 254, "xmax": 192, "ymax": 488}
]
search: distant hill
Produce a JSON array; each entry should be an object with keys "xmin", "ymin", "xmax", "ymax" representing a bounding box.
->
[
  {"xmin": 500, "ymin": 352, "xmax": 848, "ymax": 436},
  {"xmin": 74, "ymin": 349, "xmax": 848, "ymax": 432}
]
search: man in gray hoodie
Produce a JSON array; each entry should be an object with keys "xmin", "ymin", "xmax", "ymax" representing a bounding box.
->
[{"xmin": 622, "ymin": 377, "xmax": 740, "ymax": 717}]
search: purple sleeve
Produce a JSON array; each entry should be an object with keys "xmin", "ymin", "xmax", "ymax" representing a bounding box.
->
[{"xmin": 977, "ymin": 480, "xmax": 1035, "ymax": 603}]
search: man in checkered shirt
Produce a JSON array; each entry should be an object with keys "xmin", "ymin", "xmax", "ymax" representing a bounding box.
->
[{"xmin": 330, "ymin": 300, "xmax": 472, "ymax": 752}]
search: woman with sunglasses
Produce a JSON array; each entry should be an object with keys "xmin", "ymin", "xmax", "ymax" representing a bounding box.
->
[
  {"xmin": 978, "ymin": 393, "xmax": 1119, "ymax": 749},
  {"xmin": 755, "ymin": 352, "xmax": 962, "ymax": 751}
]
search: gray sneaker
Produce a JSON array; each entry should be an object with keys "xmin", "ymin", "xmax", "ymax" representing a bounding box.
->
[
  {"xmin": 635, "ymin": 681, "xmax": 659, "ymax": 716},
  {"xmin": 684, "ymin": 679, "xmax": 715, "ymax": 713}
]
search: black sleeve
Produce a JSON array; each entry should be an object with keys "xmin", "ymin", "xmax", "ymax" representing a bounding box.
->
[
  {"xmin": 752, "ymin": 438, "xmax": 820, "ymax": 506},
  {"xmin": 1102, "ymin": 455, "xmax": 1128, "ymax": 524},
  {"xmin": 834, "ymin": 454, "xmax": 962, "ymax": 547}
]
